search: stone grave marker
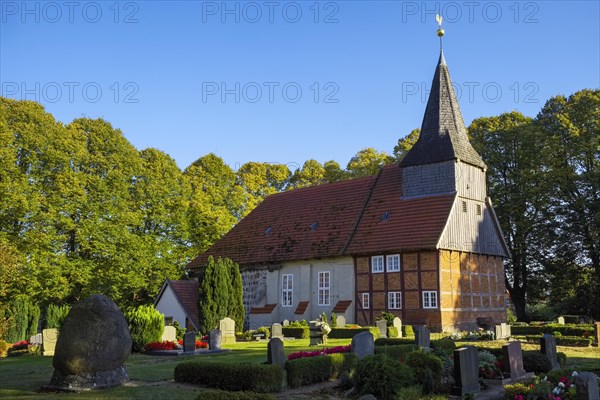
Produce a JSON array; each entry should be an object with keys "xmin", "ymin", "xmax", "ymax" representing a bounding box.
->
[
  {"xmin": 209, "ymin": 329, "xmax": 222, "ymax": 350},
  {"xmin": 557, "ymin": 316, "xmax": 565, "ymax": 325},
  {"xmin": 376, "ymin": 320, "xmax": 388, "ymax": 338},
  {"xmin": 282, "ymin": 319, "xmax": 289, "ymax": 327},
  {"xmin": 540, "ymin": 334, "xmax": 560, "ymax": 370},
  {"xmin": 575, "ymin": 372, "xmax": 600, "ymax": 400},
  {"xmin": 162, "ymin": 326, "xmax": 176, "ymax": 342},
  {"xmin": 219, "ymin": 317, "xmax": 236, "ymax": 344},
  {"xmin": 351, "ymin": 331, "xmax": 374, "ymax": 359},
  {"xmin": 309, "ymin": 321, "xmax": 324, "ymax": 346},
  {"xmin": 42, "ymin": 328, "xmax": 59, "ymax": 356},
  {"xmin": 183, "ymin": 331, "xmax": 196, "ymax": 352},
  {"xmin": 30, "ymin": 333, "xmax": 43, "ymax": 346},
  {"xmin": 267, "ymin": 338, "xmax": 285, "ymax": 368},
  {"xmin": 502, "ymin": 341, "xmax": 526, "ymax": 380},
  {"xmin": 393, "ymin": 317, "xmax": 403, "ymax": 338},
  {"xmin": 414, "ymin": 326, "xmax": 431, "ymax": 349},
  {"xmin": 271, "ymin": 323, "xmax": 283, "ymax": 339},
  {"xmin": 49, "ymin": 295, "xmax": 131, "ymax": 390},
  {"xmin": 502, "ymin": 323, "xmax": 511, "ymax": 338},
  {"xmin": 452, "ymin": 346, "xmax": 480, "ymax": 396},
  {"xmin": 337, "ymin": 315, "xmax": 346, "ymax": 328},
  {"xmin": 494, "ymin": 325, "xmax": 503, "ymax": 340},
  {"xmin": 594, "ymin": 322, "xmax": 600, "ymax": 347}
]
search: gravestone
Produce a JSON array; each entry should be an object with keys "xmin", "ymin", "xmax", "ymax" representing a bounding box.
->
[
  {"xmin": 30, "ymin": 333, "xmax": 43, "ymax": 346},
  {"xmin": 502, "ymin": 323, "xmax": 511, "ymax": 338},
  {"xmin": 414, "ymin": 326, "xmax": 431, "ymax": 349},
  {"xmin": 540, "ymin": 334, "xmax": 560, "ymax": 370},
  {"xmin": 575, "ymin": 372, "xmax": 600, "ymax": 400},
  {"xmin": 376, "ymin": 320, "xmax": 388, "ymax": 338},
  {"xmin": 452, "ymin": 346, "xmax": 480, "ymax": 396},
  {"xmin": 351, "ymin": 331, "xmax": 374, "ymax": 359},
  {"xmin": 337, "ymin": 315, "xmax": 346, "ymax": 328},
  {"xmin": 494, "ymin": 325, "xmax": 503, "ymax": 340},
  {"xmin": 271, "ymin": 323, "xmax": 283, "ymax": 339},
  {"xmin": 557, "ymin": 316, "xmax": 566, "ymax": 325},
  {"xmin": 42, "ymin": 328, "xmax": 59, "ymax": 356},
  {"xmin": 208, "ymin": 329, "xmax": 221, "ymax": 350},
  {"xmin": 162, "ymin": 326, "xmax": 176, "ymax": 342},
  {"xmin": 594, "ymin": 322, "xmax": 600, "ymax": 347},
  {"xmin": 502, "ymin": 341, "xmax": 526, "ymax": 380},
  {"xmin": 267, "ymin": 338, "xmax": 285, "ymax": 368},
  {"xmin": 219, "ymin": 317, "xmax": 236, "ymax": 344},
  {"xmin": 282, "ymin": 319, "xmax": 289, "ymax": 327},
  {"xmin": 49, "ymin": 295, "xmax": 131, "ymax": 390},
  {"xmin": 393, "ymin": 317, "xmax": 403, "ymax": 338},
  {"xmin": 309, "ymin": 321, "xmax": 324, "ymax": 346},
  {"xmin": 183, "ymin": 332, "xmax": 196, "ymax": 352}
]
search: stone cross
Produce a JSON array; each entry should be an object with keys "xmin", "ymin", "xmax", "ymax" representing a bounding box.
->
[
  {"xmin": 219, "ymin": 317, "xmax": 236, "ymax": 344},
  {"xmin": 162, "ymin": 326, "xmax": 176, "ymax": 342},
  {"xmin": 183, "ymin": 331, "xmax": 196, "ymax": 352},
  {"xmin": 575, "ymin": 372, "xmax": 600, "ymax": 400},
  {"xmin": 540, "ymin": 334, "xmax": 560, "ymax": 370},
  {"xmin": 42, "ymin": 328, "xmax": 58, "ymax": 356},
  {"xmin": 452, "ymin": 346, "xmax": 480, "ymax": 397},
  {"xmin": 351, "ymin": 331, "xmax": 374, "ymax": 359},
  {"xmin": 267, "ymin": 338, "xmax": 285, "ymax": 368},
  {"xmin": 393, "ymin": 317, "xmax": 403, "ymax": 338},
  {"xmin": 502, "ymin": 341, "xmax": 526, "ymax": 380},
  {"xmin": 337, "ymin": 315, "xmax": 346, "ymax": 328},
  {"xmin": 271, "ymin": 323, "xmax": 283, "ymax": 339},
  {"xmin": 209, "ymin": 329, "xmax": 222, "ymax": 350},
  {"xmin": 414, "ymin": 326, "xmax": 431, "ymax": 349},
  {"xmin": 376, "ymin": 320, "xmax": 387, "ymax": 338}
]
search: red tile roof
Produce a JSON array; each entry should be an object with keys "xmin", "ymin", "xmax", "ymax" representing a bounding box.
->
[
  {"xmin": 188, "ymin": 165, "xmax": 455, "ymax": 268},
  {"xmin": 249, "ymin": 303, "xmax": 278, "ymax": 315},
  {"xmin": 294, "ymin": 301, "xmax": 310, "ymax": 315},
  {"xmin": 332, "ymin": 300, "xmax": 353, "ymax": 313},
  {"xmin": 164, "ymin": 280, "xmax": 200, "ymax": 330}
]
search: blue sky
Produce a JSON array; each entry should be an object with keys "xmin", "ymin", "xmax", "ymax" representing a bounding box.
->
[{"xmin": 1, "ymin": 1, "xmax": 599, "ymax": 170}]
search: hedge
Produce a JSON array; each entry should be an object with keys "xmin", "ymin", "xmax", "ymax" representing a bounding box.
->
[
  {"xmin": 522, "ymin": 335, "xmax": 592, "ymax": 347},
  {"xmin": 175, "ymin": 361, "xmax": 284, "ymax": 393},
  {"xmin": 374, "ymin": 344, "xmax": 418, "ymax": 361},
  {"xmin": 285, "ymin": 353, "xmax": 357, "ymax": 388},
  {"xmin": 281, "ymin": 327, "xmax": 309, "ymax": 339},
  {"xmin": 387, "ymin": 327, "xmax": 398, "ymax": 338},
  {"xmin": 510, "ymin": 324, "xmax": 593, "ymax": 337},
  {"xmin": 328, "ymin": 327, "xmax": 380, "ymax": 339},
  {"xmin": 522, "ymin": 351, "xmax": 552, "ymax": 374},
  {"xmin": 197, "ymin": 391, "xmax": 275, "ymax": 400},
  {"xmin": 462, "ymin": 344, "xmax": 504, "ymax": 358},
  {"xmin": 375, "ymin": 338, "xmax": 415, "ymax": 346}
]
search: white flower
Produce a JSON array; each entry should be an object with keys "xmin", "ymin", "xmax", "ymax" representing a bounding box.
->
[
  {"xmin": 572, "ymin": 371, "xmax": 579, "ymax": 377},
  {"xmin": 543, "ymin": 376, "xmax": 548, "ymax": 382},
  {"xmin": 553, "ymin": 387, "xmax": 561, "ymax": 394},
  {"xmin": 558, "ymin": 382, "xmax": 565, "ymax": 388}
]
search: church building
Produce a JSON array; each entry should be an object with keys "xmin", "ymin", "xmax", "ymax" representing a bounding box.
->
[{"xmin": 187, "ymin": 43, "xmax": 510, "ymax": 332}]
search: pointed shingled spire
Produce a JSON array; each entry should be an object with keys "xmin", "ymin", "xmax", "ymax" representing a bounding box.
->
[{"xmin": 400, "ymin": 50, "xmax": 486, "ymax": 169}]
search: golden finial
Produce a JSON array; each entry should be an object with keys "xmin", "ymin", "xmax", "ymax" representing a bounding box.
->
[{"xmin": 436, "ymin": 14, "xmax": 444, "ymax": 50}]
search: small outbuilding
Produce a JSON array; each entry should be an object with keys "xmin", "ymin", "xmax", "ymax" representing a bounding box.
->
[{"xmin": 154, "ymin": 279, "xmax": 199, "ymax": 331}]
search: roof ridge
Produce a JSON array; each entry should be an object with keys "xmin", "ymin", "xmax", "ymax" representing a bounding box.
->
[{"xmin": 268, "ymin": 173, "xmax": 378, "ymax": 198}]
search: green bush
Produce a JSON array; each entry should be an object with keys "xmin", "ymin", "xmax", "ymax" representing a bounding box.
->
[
  {"xmin": 374, "ymin": 337, "xmax": 415, "ymax": 346},
  {"xmin": 511, "ymin": 323, "xmax": 593, "ymax": 337},
  {"xmin": 330, "ymin": 312, "xmax": 337, "ymax": 327},
  {"xmin": 197, "ymin": 390, "xmax": 275, "ymax": 400},
  {"xmin": 26, "ymin": 304, "xmax": 40, "ymax": 338},
  {"xmin": 5, "ymin": 299, "xmax": 41, "ymax": 343},
  {"xmin": 328, "ymin": 327, "xmax": 379, "ymax": 339},
  {"xmin": 281, "ymin": 327, "xmax": 309, "ymax": 339},
  {"xmin": 396, "ymin": 385, "xmax": 422, "ymax": 400},
  {"xmin": 523, "ymin": 335, "xmax": 592, "ymax": 347},
  {"xmin": 402, "ymin": 325, "xmax": 414, "ymax": 337},
  {"xmin": 466, "ymin": 344, "xmax": 504, "ymax": 358},
  {"xmin": 285, "ymin": 353, "xmax": 357, "ymax": 388},
  {"xmin": 45, "ymin": 304, "xmax": 71, "ymax": 330},
  {"xmin": 431, "ymin": 338, "xmax": 456, "ymax": 353},
  {"xmin": 354, "ymin": 354, "xmax": 415, "ymax": 400},
  {"xmin": 124, "ymin": 305, "xmax": 164, "ymax": 352},
  {"xmin": 405, "ymin": 351, "xmax": 443, "ymax": 393},
  {"xmin": 0, "ymin": 340, "xmax": 8, "ymax": 357},
  {"xmin": 557, "ymin": 352, "xmax": 567, "ymax": 366},
  {"xmin": 175, "ymin": 361, "xmax": 283, "ymax": 392},
  {"xmin": 387, "ymin": 327, "xmax": 398, "ymax": 338},
  {"xmin": 379, "ymin": 311, "xmax": 395, "ymax": 326},
  {"xmin": 503, "ymin": 383, "xmax": 532, "ymax": 400},
  {"xmin": 522, "ymin": 351, "xmax": 552, "ymax": 374},
  {"xmin": 172, "ymin": 320, "xmax": 185, "ymax": 341},
  {"xmin": 374, "ymin": 344, "xmax": 418, "ymax": 361},
  {"xmin": 254, "ymin": 326, "xmax": 270, "ymax": 339}
]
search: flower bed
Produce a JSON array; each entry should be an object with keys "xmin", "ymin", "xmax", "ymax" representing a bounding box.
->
[
  {"xmin": 144, "ymin": 339, "xmax": 208, "ymax": 351},
  {"xmin": 504, "ymin": 371, "xmax": 579, "ymax": 400},
  {"xmin": 287, "ymin": 345, "xmax": 351, "ymax": 360}
]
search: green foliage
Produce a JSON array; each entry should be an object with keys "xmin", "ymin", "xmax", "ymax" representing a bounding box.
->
[
  {"xmin": 330, "ymin": 312, "xmax": 337, "ymax": 327},
  {"xmin": 378, "ymin": 311, "xmax": 395, "ymax": 326},
  {"xmin": 197, "ymin": 391, "xmax": 275, "ymax": 400},
  {"xmin": 172, "ymin": 320, "xmax": 185, "ymax": 341},
  {"xmin": 285, "ymin": 353, "xmax": 357, "ymax": 388},
  {"xmin": 254, "ymin": 327, "xmax": 270, "ymax": 339},
  {"xmin": 227, "ymin": 260, "xmax": 245, "ymax": 331},
  {"xmin": 353, "ymin": 354, "xmax": 415, "ymax": 400},
  {"xmin": 44, "ymin": 304, "xmax": 70, "ymax": 330},
  {"xmin": 511, "ymin": 323, "xmax": 594, "ymax": 336},
  {"xmin": 557, "ymin": 352, "xmax": 567, "ymax": 366},
  {"xmin": 431, "ymin": 338, "xmax": 456, "ymax": 353},
  {"xmin": 175, "ymin": 361, "xmax": 283, "ymax": 393},
  {"xmin": 198, "ymin": 257, "xmax": 230, "ymax": 334},
  {"xmin": 405, "ymin": 351, "xmax": 443, "ymax": 393},
  {"xmin": 503, "ymin": 383, "xmax": 532, "ymax": 400},
  {"xmin": 4, "ymin": 298, "xmax": 40, "ymax": 343},
  {"xmin": 507, "ymin": 308, "xmax": 517, "ymax": 325},
  {"xmin": 374, "ymin": 344, "xmax": 418, "ymax": 361},
  {"xmin": 396, "ymin": 385, "xmax": 423, "ymax": 400},
  {"xmin": 394, "ymin": 129, "xmax": 420, "ymax": 162},
  {"xmin": 281, "ymin": 327, "xmax": 309, "ymax": 339},
  {"xmin": 0, "ymin": 339, "xmax": 8, "ymax": 357},
  {"xmin": 321, "ymin": 312, "xmax": 328, "ymax": 324},
  {"xmin": 402, "ymin": 325, "xmax": 414, "ymax": 337},
  {"xmin": 328, "ymin": 327, "xmax": 379, "ymax": 339},
  {"xmin": 125, "ymin": 305, "xmax": 164, "ymax": 352},
  {"xmin": 387, "ymin": 327, "xmax": 398, "ymax": 338},
  {"xmin": 26, "ymin": 303, "xmax": 40, "ymax": 338},
  {"xmin": 522, "ymin": 351, "xmax": 552, "ymax": 373},
  {"xmin": 346, "ymin": 148, "xmax": 394, "ymax": 177},
  {"xmin": 523, "ymin": 335, "xmax": 592, "ymax": 347},
  {"xmin": 374, "ymin": 337, "xmax": 415, "ymax": 346}
]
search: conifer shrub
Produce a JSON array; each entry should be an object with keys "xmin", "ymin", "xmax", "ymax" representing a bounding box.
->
[
  {"xmin": 45, "ymin": 304, "xmax": 71, "ymax": 329},
  {"xmin": 125, "ymin": 305, "xmax": 164, "ymax": 352},
  {"xmin": 27, "ymin": 304, "xmax": 40, "ymax": 338},
  {"xmin": 5, "ymin": 299, "xmax": 40, "ymax": 343},
  {"xmin": 353, "ymin": 354, "xmax": 415, "ymax": 400},
  {"xmin": 281, "ymin": 326, "xmax": 309, "ymax": 339},
  {"xmin": 175, "ymin": 361, "xmax": 283, "ymax": 393},
  {"xmin": 405, "ymin": 350, "xmax": 443, "ymax": 393}
]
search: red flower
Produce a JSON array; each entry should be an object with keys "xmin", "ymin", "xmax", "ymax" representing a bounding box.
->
[{"xmin": 144, "ymin": 341, "xmax": 179, "ymax": 351}]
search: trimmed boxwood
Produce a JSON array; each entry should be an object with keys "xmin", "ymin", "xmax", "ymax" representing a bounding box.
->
[
  {"xmin": 511, "ymin": 324, "xmax": 593, "ymax": 337},
  {"xmin": 197, "ymin": 391, "xmax": 275, "ymax": 400},
  {"xmin": 175, "ymin": 361, "xmax": 284, "ymax": 393},
  {"xmin": 402, "ymin": 325, "xmax": 414, "ymax": 337},
  {"xmin": 375, "ymin": 338, "xmax": 415, "ymax": 346},
  {"xmin": 431, "ymin": 338, "xmax": 456, "ymax": 352},
  {"xmin": 522, "ymin": 335, "xmax": 592, "ymax": 347},
  {"xmin": 374, "ymin": 344, "xmax": 418, "ymax": 361},
  {"xmin": 522, "ymin": 351, "xmax": 552, "ymax": 374},
  {"xmin": 285, "ymin": 353, "xmax": 357, "ymax": 388},
  {"xmin": 281, "ymin": 327, "xmax": 309, "ymax": 339},
  {"xmin": 387, "ymin": 327, "xmax": 398, "ymax": 338},
  {"xmin": 328, "ymin": 327, "xmax": 380, "ymax": 339}
]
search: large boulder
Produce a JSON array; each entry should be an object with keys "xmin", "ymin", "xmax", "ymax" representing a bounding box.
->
[{"xmin": 49, "ymin": 295, "xmax": 132, "ymax": 390}]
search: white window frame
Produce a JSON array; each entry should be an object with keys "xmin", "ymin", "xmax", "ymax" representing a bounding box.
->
[
  {"xmin": 281, "ymin": 274, "xmax": 293, "ymax": 307},
  {"xmin": 371, "ymin": 255, "xmax": 384, "ymax": 273},
  {"xmin": 386, "ymin": 254, "xmax": 401, "ymax": 272},
  {"xmin": 388, "ymin": 291, "xmax": 402, "ymax": 309},
  {"xmin": 422, "ymin": 291, "xmax": 438, "ymax": 309},
  {"xmin": 361, "ymin": 293, "xmax": 370, "ymax": 309},
  {"xmin": 318, "ymin": 271, "xmax": 330, "ymax": 306}
]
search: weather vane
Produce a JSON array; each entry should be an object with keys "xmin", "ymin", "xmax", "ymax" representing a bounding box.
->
[{"xmin": 436, "ymin": 14, "xmax": 444, "ymax": 50}]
